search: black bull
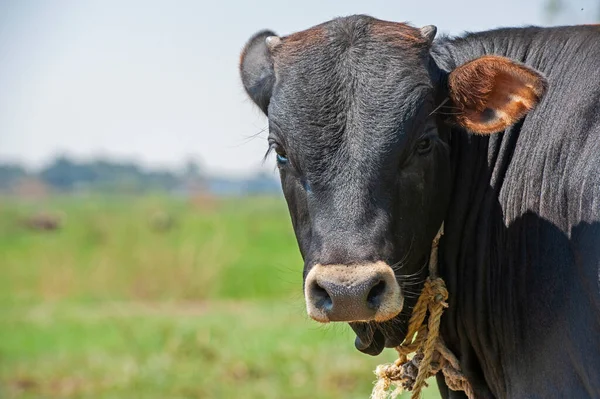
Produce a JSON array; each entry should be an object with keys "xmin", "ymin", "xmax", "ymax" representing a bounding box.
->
[{"xmin": 239, "ymin": 15, "xmax": 600, "ymax": 398}]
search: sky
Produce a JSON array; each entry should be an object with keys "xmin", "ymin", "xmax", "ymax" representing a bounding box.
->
[{"xmin": 0, "ymin": 0, "xmax": 597, "ymax": 176}]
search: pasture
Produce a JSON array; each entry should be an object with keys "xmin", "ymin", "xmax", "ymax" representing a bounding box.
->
[{"xmin": 0, "ymin": 196, "xmax": 439, "ymax": 398}]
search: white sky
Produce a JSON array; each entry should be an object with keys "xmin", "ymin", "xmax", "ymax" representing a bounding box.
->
[{"xmin": 0, "ymin": 0, "xmax": 596, "ymax": 176}]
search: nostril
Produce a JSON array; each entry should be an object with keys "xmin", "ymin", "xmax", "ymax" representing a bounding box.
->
[
  {"xmin": 310, "ymin": 282, "xmax": 333, "ymax": 312},
  {"xmin": 366, "ymin": 280, "xmax": 387, "ymax": 309}
]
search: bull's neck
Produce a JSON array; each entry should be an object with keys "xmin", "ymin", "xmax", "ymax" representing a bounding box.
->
[
  {"xmin": 430, "ymin": 25, "xmax": 600, "ymax": 398},
  {"xmin": 431, "ymin": 27, "xmax": 554, "ymax": 398},
  {"xmin": 437, "ymin": 130, "xmax": 508, "ymax": 397}
]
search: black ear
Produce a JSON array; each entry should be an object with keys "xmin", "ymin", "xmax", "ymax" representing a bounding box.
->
[{"xmin": 240, "ymin": 30, "xmax": 278, "ymax": 115}]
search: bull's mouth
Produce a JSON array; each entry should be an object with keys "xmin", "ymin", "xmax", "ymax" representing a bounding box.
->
[
  {"xmin": 350, "ymin": 315, "xmax": 407, "ymax": 356},
  {"xmin": 349, "ymin": 272, "xmax": 425, "ymax": 355}
]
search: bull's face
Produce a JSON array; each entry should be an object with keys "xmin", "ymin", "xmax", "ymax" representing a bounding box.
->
[{"xmin": 240, "ymin": 16, "xmax": 545, "ymax": 355}]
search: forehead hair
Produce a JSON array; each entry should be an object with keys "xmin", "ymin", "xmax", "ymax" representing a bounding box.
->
[
  {"xmin": 275, "ymin": 16, "xmax": 428, "ymax": 61},
  {"xmin": 268, "ymin": 16, "xmax": 435, "ymax": 180}
]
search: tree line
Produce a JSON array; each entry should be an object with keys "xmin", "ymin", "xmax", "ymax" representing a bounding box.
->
[{"xmin": 0, "ymin": 156, "xmax": 279, "ymax": 196}]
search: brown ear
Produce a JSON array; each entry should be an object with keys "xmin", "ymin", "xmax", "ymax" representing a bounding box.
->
[{"xmin": 448, "ymin": 55, "xmax": 547, "ymax": 134}]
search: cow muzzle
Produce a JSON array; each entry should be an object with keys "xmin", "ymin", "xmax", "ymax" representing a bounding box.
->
[{"xmin": 304, "ymin": 262, "xmax": 403, "ymax": 323}]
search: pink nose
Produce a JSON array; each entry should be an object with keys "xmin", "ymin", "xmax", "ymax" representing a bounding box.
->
[{"xmin": 304, "ymin": 262, "xmax": 403, "ymax": 323}]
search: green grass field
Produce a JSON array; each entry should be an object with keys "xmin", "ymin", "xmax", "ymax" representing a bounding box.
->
[{"xmin": 0, "ymin": 195, "xmax": 439, "ymax": 398}]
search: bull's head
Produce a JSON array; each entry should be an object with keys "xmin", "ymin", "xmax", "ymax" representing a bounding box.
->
[{"xmin": 239, "ymin": 15, "xmax": 545, "ymax": 355}]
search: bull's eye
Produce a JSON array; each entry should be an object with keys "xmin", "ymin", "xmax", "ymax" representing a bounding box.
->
[
  {"xmin": 416, "ymin": 137, "xmax": 433, "ymax": 155},
  {"xmin": 276, "ymin": 153, "xmax": 288, "ymax": 165},
  {"xmin": 273, "ymin": 146, "xmax": 288, "ymax": 165},
  {"xmin": 267, "ymin": 138, "xmax": 289, "ymax": 166}
]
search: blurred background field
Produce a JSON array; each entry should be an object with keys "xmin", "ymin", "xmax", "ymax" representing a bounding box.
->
[{"xmin": 0, "ymin": 195, "xmax": 440, "ymax": 399}]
